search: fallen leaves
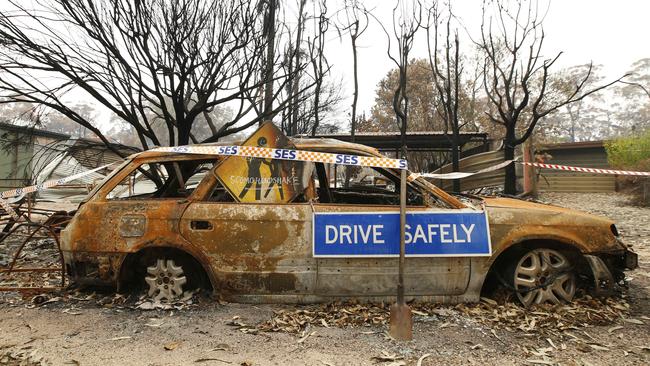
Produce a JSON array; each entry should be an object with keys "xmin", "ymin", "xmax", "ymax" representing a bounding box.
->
[
  {"xmin": 588, "ymin": 344, "xmax": 609, "ymax": 351},
  {"xmin": 607, "ymin": 325, "xmax": 623, "ymax": 333},
  {"xmin": 226, "ymin": 316, "xmax": 260, "ymax": 335},
  {"xmin": 256, "ymin": 302, "xmax": 391, "ymax": 334},
  {"xmin": 453, "ymin": 296, "xmax": 631, "ymax": 337},
  {"xmin": 135, "ymin": 290, "xmax": 196, "ymax": 311},
  {"xmin": 623, "ymin": 318, "xmax": 644, "ymax": 325},
  {"xmin": 297, "ymin": 331, "xmax": 316, "ymax": 344},
  {"xmin": 250, "ymin": 296, "xmax": 631, "ymax": 339},
  {"xmin": 30, "ymin": 294, "xmax": 60, "ymax": 306},
  {"xmin": 371, "ymin": 350, "xmax": 403, "ymax": 362},
  {"xmin": 194, "ymin": 357, "xmax": 231, "ymax": 364},
  {"xmin": 164, "ymin": 342, "xmax": 181, "ymax": 351},
  {"xmin": 107, "ymin": 336, "xmax": 132, "ymax": 341},
  {"xmin": 416, "ymin": 353, "xmax": 431, "ymax": 366}
]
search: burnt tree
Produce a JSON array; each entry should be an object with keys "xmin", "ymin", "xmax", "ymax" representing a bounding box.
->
[
  {"xmin": 479, "ymin": 0, "xmax": 624, "ymax": 194},
  {"xmin": 0, "ymin": 0, "xmax": 314, "ymax": 153},
  {"xmin": 424, "ymin": 2, "xmax": 466, "ymax": 192}
]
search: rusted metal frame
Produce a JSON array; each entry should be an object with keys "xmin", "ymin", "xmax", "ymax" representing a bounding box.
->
[
  {"xmin": 0, "ymin": 287, "xmax": 62, "ymax": 292},
  {"xmin": 0, "ymin": 221, "xmax": 66, "ymax": 290},
  {"xmin": 314, "ymin": 163, "xmax": 332, "ymax": 203},
  {"xmin": 0, "ymin": 268, "xmax": 61, "ymax": 273}
]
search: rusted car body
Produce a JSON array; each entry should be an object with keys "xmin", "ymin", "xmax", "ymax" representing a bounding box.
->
[{"xmin": 59, "ymin": 138, "xmax": 637, "ymax": 304}]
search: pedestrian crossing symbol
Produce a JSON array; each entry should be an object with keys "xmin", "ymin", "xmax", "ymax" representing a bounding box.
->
[{"xmin": 214, "ymin": 122, "xmax": 313, "ymax": 203}]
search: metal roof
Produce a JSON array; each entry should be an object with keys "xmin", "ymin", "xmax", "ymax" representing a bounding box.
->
[
  {"xmin": 308, "ymin": 131, "xmax": 488, "ymax": 151},
  {"xmin": 0, "ymin": 121, "xmax": 70, "ymax": 140},
  {"xmin": 539, "ymin": 140, "xmax": 607, "ymax": 151}
]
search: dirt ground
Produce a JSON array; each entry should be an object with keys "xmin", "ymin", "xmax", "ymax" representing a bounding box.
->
[{"xmin": 1, "ymin": 193, "xmax": 649, "ymax": 366}]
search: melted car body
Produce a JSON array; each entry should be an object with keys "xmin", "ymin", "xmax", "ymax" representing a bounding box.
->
[{"xmin": 60, "ymin": 137, "xmax": 637, "ymax": 304}]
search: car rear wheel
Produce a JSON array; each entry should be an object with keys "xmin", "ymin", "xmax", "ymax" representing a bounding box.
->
[
  {"xmin": 512, "ymin": 248, "xmax": 576, "ymax": 307},
  {"xmin": 145, "ymin": 259, "xmax": 187, "ymax": 302}
]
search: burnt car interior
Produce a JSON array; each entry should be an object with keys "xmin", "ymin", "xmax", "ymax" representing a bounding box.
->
[
  {"xmin": 313, "ymin": 162, "xmax": 427, "ymax": 206},
  {"xmin": 104, "ymin": 155, "xmax": 449, "ymax": 208},
  {"xmin": 107, "ymin": 159, "xmax": 217, "ymax": 200}
]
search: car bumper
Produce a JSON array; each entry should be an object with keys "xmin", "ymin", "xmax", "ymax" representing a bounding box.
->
[{"xmin": 585, "ymin": 248, "xmax": 637, "ymax": 295}]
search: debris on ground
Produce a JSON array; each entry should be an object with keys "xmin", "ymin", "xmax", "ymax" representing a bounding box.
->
[
  {"xmin": 0, "ymin": 344, "xmax": 47, "ymax": 366},
  {"xmin": 0, "ymin": 193, "xmax": 648, "ymax": 365},
  {"xmin": 254, "ymin": 296, "xmax": 631, "ymax": 337}
]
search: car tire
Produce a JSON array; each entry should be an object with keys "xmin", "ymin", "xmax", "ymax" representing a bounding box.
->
[{"xmin": 510, "ymin": 248, "xmax": 577, "ymax": 307}]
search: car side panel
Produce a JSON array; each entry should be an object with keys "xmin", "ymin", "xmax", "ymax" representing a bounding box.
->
[
  {"xmin": 312, "ymin": 204, "xmax": 471, "ymax": 296},
  {"xmin": 179, "ymin": 203, "xmax": 316, "ymax": 297}
]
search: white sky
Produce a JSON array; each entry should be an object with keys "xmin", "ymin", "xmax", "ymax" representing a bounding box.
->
[
  {"xmin": 4, "ymin": 0, "xmax": 649, "ymax": 133},
  {"xmin": 326, "ymin": 0, "xmax": 650, "ymax": 121}
]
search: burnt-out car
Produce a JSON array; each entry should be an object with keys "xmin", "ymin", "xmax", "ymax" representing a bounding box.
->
[{"xmin": 60, "ymin": 134, "xmax": 637, "ymax": 307}]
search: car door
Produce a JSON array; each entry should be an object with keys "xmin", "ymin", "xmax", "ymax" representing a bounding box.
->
[
  {"xmin": 311, "ymin": 164, "xmax": 471, "ymax": 297},
  {"xmin": 80, "ymin": 156, "xmax": 211, "ymax": 256},
  {"xmin": 179, "ymin": 169, "xmax": 317, "ymax": 299}
]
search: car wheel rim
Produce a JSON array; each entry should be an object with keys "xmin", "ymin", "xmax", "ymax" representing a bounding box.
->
[
  {"xmin": 145, "ymin": 259, "xmax": 187, "ymax": 302},
  {"xmin": 514, "ymin": 248, "xmax": 576, "ymax": 307}
]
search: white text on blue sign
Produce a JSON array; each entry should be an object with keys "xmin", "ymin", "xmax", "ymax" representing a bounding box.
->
[{"xmin": 313, "ymin": 212, "xmax": 491, "ymax": 257}]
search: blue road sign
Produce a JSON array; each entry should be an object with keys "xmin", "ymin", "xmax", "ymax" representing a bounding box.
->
[{"xmin": 313, "ymin": 211, "xmax": 491, "ymax": 257}]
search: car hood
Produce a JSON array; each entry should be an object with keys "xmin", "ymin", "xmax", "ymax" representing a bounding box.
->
[
  {"xmin": 481, "ymin": 196, "xmax": 615, "ymax": 226},
  {"xmin": 477, "ymin": 196, "xmax": 622, "ymax": 253}
]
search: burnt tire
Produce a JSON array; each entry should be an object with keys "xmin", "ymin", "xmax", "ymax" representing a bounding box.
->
[{"xmin": 122, "ymin": 248, "xmax": 210, "ymax": 299}]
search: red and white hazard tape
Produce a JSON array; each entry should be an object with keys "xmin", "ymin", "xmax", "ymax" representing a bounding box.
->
[
  {"xmin": 2, "ymin": 148, "xmax": 649, "ymax": 221},
  {"xmin": 521, "ymin": 162, "xmax": 650, "ymax": 176}
]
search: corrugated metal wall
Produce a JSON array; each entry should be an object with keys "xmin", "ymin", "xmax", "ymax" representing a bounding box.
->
[
  {"xmin": 0, "ymin": 128, "xmax": 34, "ymax": 189},
  {"xmin": 431, "ymin": 150, "xmax": 507, "ymax": 191},
  {"xmin": 537, "ymin": 145, "xmax": 616, "ymax": 193}
]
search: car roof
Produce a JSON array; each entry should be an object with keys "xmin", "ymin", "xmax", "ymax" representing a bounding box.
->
[
  {"xmin": 131, "ymin": 138, "xmax": 384, "ymax": 159},
  {"xmin": 126, "ymin": 137, "xmax": 467, "ymax": 209}
]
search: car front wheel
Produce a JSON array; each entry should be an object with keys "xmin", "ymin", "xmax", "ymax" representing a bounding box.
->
[{"xmin": 512, "ymin": 248, "xmax": 576, "ymax": 307}]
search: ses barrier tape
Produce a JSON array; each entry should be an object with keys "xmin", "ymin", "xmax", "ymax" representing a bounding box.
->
[
  {"xmin": 0, "ymin": 163, "xmax": 114, "ymax": 200},
  {"xmin": 411, "ymin": 160, "xmax": 650, "ymax": 181},
  {"xmin": 0, "ymin": 198, "xmax": 18, "ymax": 220},
  {"xmin": 3, "ymin": 143, "xmax": 650, "ymax": 220},
  {"xmin": 0, "ymin": 145, "xmax": 406, "ymax": 219},
  {"xmin": 0, "ymin": 163, "xmax": 115, "ymax": 220},
  {"xmin": 152, "ymin": 145, "xmax": 408, "ymax": 170},
  {"xmin": 410, "ymin": 159, "xmax": 516, "ymax": 180}
]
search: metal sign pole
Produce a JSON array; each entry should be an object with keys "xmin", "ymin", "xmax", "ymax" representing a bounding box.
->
[
  {"xmin": 389, "ymin": 162, "xmax": 413, "ymax": 340},
  {"xmin": 398, "ymin": 168, "xmax": 406, "ymax": 303}
]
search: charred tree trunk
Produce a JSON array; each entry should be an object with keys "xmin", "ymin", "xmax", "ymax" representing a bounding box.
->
[
  {"xmin": 344, "ymin": 20, "xmax": 360, "ymax": 188},
  {"xmin": 263, "ymin": 0, "xmax": 277, "ymax": 121},
  {"xmin": 503, "ymin": 128, "xmax": 517, "ymax": 195}
]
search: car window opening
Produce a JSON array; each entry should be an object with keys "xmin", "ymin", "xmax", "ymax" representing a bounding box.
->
[
  {"xmin": 107, "ymin": 159, "xmax": 221, "ymax": 200},
  {"xmin": 313, "ymin": 162, "xmax": 441, "ymax": 207}
]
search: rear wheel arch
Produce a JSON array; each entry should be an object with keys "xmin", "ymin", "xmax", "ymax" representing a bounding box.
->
[{"xmin": 118, "ymin": 245, "xmax": 214, "ymax": 294}]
